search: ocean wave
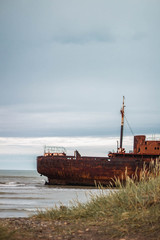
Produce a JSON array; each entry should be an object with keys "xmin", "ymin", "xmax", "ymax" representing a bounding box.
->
[
  {"xmin": 0, "ymin": 182, "xmax": 26, "ymax": 187},
  {"xmin": 0, "ymin": 208, "xmax": 37, "ymax": 212},
  {"xmin": 0, "ymin": 196, "xmax": 46, "ymax": 200}
]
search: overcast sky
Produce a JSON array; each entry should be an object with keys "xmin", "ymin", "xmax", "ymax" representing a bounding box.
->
[{"xmin": 0, "ymin": 0, "xmax": 160, "ymax": 169}]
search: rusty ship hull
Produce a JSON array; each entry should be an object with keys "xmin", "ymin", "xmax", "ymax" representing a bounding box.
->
[
  {"xmin": 37, "ymin": 152, "xmax": 159, "ymax": 186},
  {"xmin": 37, "ymin": 156, "xmax": 138, "ymax": 186}
]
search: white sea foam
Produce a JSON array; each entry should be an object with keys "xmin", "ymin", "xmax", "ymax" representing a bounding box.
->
[{"xmin": 0, "ymin": 182, "xmax": 26, "ymax": 187}]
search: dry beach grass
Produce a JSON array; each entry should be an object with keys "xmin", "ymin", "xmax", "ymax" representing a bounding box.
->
[{"xmin": 0, "ymin": 162, "xmax": 160, "ymax": 240}]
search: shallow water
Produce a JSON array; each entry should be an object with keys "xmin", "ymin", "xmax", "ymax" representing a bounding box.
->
[{"xmin": 0, "ymin": 170, "xmax": 110, "ymax": 218}]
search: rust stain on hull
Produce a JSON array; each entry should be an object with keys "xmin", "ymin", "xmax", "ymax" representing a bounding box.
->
[{"xmin": 37, "ymin": 156, "xmax": 137, "ymax": 185}]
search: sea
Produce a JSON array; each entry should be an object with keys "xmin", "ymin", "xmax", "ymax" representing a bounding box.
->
[{"xmin": 0, "ymin": 170, "xmax": 110, "ymax": 218}]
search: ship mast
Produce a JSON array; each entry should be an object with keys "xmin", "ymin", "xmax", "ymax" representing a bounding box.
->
[{"xmin": 120, "ymin": 96, "xmax": 125, "ymax": 151}]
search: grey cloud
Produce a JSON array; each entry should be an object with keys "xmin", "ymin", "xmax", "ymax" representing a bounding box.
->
[
  {"xmin": 0, "ymin": 0, "xmax": 160, "ymax": 138},
  {"xmin": 52, "ymin": 30, "xmax": 114, "ymax": 44}
]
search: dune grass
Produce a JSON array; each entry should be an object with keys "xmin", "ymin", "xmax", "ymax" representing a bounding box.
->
[{"xmin": 36, "ymin": 161, "xmax": 160, "ymax": 238}]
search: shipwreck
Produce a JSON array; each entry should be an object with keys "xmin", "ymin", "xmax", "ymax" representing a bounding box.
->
[{"xmin": 37, "ymin": 97, "xmax": 160, "ymax": 186}]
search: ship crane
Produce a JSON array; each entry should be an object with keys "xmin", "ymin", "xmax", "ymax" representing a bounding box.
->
[{"xmin": 119, "ymin": 96, "xmax": 125, "ymax": 153}]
